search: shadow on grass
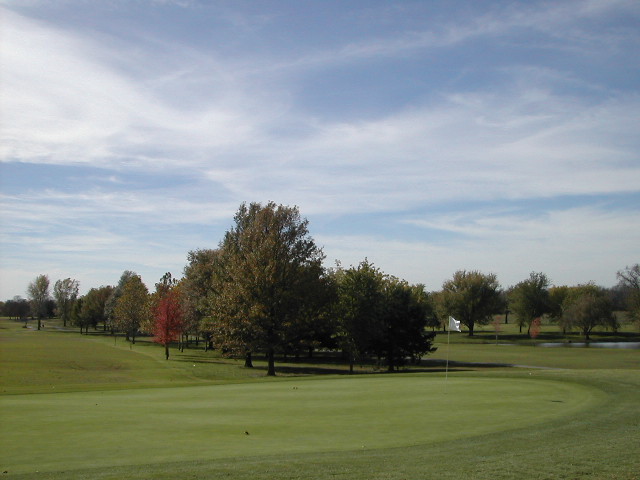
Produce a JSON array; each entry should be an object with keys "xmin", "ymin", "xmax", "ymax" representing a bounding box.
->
[
  {"xmin": 173, "ymin": 354, "xmax": 243, "ymax": 366},
  {"xmin": 233, "ymin": 356, "xmax": 499, "ymax": 376}
]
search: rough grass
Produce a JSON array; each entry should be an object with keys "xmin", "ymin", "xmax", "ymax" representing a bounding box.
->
[{"xmin": 1, "ymin": 318, "xmax": 638, "ymax": 479}]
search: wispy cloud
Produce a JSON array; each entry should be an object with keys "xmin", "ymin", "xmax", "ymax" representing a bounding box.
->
[
  {"xmin": 323, "ymin": 205, "xmax": 640, "ymax": 290},
  {"xmin": 1, "ymin": 1, "xmax": 638, "ymax": 298}
]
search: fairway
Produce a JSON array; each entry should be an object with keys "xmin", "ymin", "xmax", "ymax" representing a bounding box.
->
[{"xmin": 0, "ymin": 374, "xmax": 601, "ymax": 475}]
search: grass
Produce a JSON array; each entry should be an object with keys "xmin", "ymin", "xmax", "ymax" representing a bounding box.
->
[
  {"xmin": 447, "ymin": 314, "xmax": 640, "ymax": 344},
  {"xmin": 1, "ymin": 317, "xmax": 639, "ymax": 479}
]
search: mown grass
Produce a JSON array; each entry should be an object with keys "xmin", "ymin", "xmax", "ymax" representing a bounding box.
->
[
  {"xmin": 447, "ymin": 314, "xmax": 640, "ymax": 344},
  {"xmin": 1, "ymin": 317, "xmax": 638, "ymax": 479}
]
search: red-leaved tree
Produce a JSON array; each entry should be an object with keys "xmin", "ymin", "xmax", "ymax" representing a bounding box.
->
[{"xmin": 152, "ymin": 273, "xmax": 184, "ymax": 360}]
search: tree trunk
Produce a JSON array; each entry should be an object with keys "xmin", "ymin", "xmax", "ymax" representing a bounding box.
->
[
  {"xmin": 244, "ymin": 352, "xmax": 253, "ymax": 368},
  {"xmin": 37, "ymin": 318, "xmax": 41, "ymax": 331},
  {"xmin": 468, "ymin": 322, "xmax": 474, "ymax": 336},
  {"xmin": 267, "ymin": 348, "xmax": 276, "ymax": 376},
  {"xmin": 165, "ymin": 344, "xmax": 170, "ymax": 360},
  {"xmin": 387, "ymin": 346, "xmax": 395, "ymax": 372},
  {"xmin": 387, "ymin": 360, "xmax": 395, "ymax": 372}
]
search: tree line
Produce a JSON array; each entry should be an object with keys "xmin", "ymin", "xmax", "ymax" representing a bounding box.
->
[{"xmin": 4, "ymin": 202, "xmax": 639, "ymax": 375}]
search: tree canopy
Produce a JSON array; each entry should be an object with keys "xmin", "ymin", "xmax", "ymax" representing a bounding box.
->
[
  {"xmin": 75, "ymin": 286, "xmax": 113, "ymax": 334},
  {"xmin": 334, "ymin": 260, "xmax": 385, "ymax": 372},
  {"xmin": 617, "ymin": 264, "xmax": 640, "ymax": 326},
  {"xmin": 561, "ymin": 284, "xmax": 617, "ymax": 340},
  {"xmin": 207, "ymin": 202, "xmax": 326, "ymax": 376},
  {"xmin": 334, "ymin": 260, "xmax": 436, "ymax": 372},
  {"xmin": 104, "ymin": 270, "xmax": 137, "ymax": 333},
  {"xmin": 182, "ymin": 249, "xmax": 223, "ymax": 347},
  {"xmin": 27, "ymin": 274, "xmax": 50, "ymax": 330},
  {"xmin": 508, "ymin": 272, "xmax": 551, "ymax": 334},
  {"xmin": 53, "ymin": 278, "xmax": 79, "ymax": 327},
  {"xmin": 439, "ymin": 270, "xmax": 502, "ymax": 336},
  {"xmin": 151, "ymin": 273, "xmax": 185, "ymax": 360},
  {"xmin": 113, "ymin": 274, "xmax": 149, "ymax": 344}
]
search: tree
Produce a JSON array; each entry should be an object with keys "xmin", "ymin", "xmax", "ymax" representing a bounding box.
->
[
  {"xmin": 334, "ymin": 260, "xmax": 436, "ymax": 372},
  {"xmin": 209, "ymin": 202, "xmax": 326, "ymax": 376},
  {"xmin": 182, "ymin": 249, "xmax": 223, "ymax": 349},
  {"xmin": 104, "ymin": 270, "xmax": 137, "ymax": 333},
  {"xmin": 4, "ymin": 296, "xmax": 31, "ymax": 321},
  {"xmin": 617, "ymin": 264, "xmax": 640, "ymax": 326},
  {"xmin": 113, "ymin": 275, "xmax": 149, "ymax": 343},
  {"xmin": 279, "ymin": 262, "xmax": 337, "ymax": 359},
  {"xmin": 53, "ymin": 278, "xmax": 80, "ymax": 327},
  {"xmin": 71, "ymin": 297, "xmax": 84, "ymax": 332},
  {"xmin": 439, "ymin": 270, "xmax": 502, "ymax": 336},
  {"xmin": 376, "ymin": 279, "xmax": 436, "ymax": 371},
  {"xmin": 508, "ymin": 272, "xmax": 551, "ymax": 334},
  {"xmin": 27, "ymin": 274, "xmax": 50, "ymax": 330},
  {"xmin": 151, "ymin": 273, "xmax": 184, "ymax": 360},
  {"xmin": 561, "ymin": 284, "xmax": 616, "ymax": 340},
  {"xmin": 334, "ymin": 260, "xmax": 385, "ymax": 373},
  {"xmin": 76, "ymin": 286, "xmax": 113, "ymax": 333}
]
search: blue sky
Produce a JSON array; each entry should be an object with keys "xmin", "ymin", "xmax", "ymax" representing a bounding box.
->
[{"xmin": 1, "ymin": 0, "xmax": 639, "ymax": 299}]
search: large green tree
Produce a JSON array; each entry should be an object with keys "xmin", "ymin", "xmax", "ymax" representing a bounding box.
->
[
  {"xmin": 53, "ymin": 278, "xmax": 80, "ymax": 327},
  {"xmin": 617, "ymin": 264, "xmax": 640, "ymax": 326},
  {"xmin": 508, "ymin": 272, "xmax": 551, "ymax": 334},
  {"xmin": 27, "ymin": 274, "xmax": 50, "ymax": 330},
  {"xmin": 376, "ymin": 279, "xmax": 436, "ymax": 371},
  {"xmin": 113, "ymin": 275, "xmax": 149, "ymax": 344},
  {"xmin": 209, "ymin": 202, "xmax": 326, "ymax": 376},
  {"xmin": 76, "ymin": 286, "xmax": 113, "ymax": 334},
  {"xmin": 334, "ymin": 260, "xmax": 385, "ymax": 372},
  {"xmin": 439, "ymin": 270, "xmax": 502, "ymax": 336},
  {"xmin": 334, "ymin": 260, "xmax": 436, "ymax": 372},
  {"xmin": 280, "ymin": 263, "xmax": 337, "ymax": 359}
]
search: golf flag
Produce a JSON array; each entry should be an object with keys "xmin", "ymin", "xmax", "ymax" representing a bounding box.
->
[{"xmin": 448, "ymin": 316, "xmax": 461, "ymax": 332}]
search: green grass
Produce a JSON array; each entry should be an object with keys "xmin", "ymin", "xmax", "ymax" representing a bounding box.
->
[
  {"xmin": 449, "ymin": 315, "xmax": 640, "ymax": 344},
  {"xmin": 1, "ymin": 318, "xmax": 639, "ymax": 479},
  {"xmin": 0, "ymin": 375, "xmax": 602, "ymax": 475},
  {"xmin": 429, "ymin": 342, "xmax": 640, "ymax": 370}
]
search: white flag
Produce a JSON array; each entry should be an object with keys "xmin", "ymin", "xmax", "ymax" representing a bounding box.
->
[{"xmin": 448, "ymin": 316, "xmax": 461, "ymax": 332}]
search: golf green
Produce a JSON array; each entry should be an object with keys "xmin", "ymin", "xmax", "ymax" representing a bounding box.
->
[{"xmin": 0, "ymin": 374, "xmax": 602, "ymax": 475}]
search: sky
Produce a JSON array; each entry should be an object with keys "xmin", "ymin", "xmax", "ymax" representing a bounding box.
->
[{"xmin": 1, "ymin": 0, "xmax": 639, "ymax": 299}]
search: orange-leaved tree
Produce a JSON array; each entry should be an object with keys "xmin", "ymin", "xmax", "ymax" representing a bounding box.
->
[{"xmin": 151, "ymin": 272, "xmax": 184, "ymax": 360}]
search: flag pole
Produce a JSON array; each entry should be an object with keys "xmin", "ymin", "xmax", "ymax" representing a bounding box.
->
[
  {"xmin": 445, "ymin": 316, "xmax": 460, "ymax": 390},
  {"xmin": 445, "ymin": 326, "xmax": 451, "ymax": 383}
]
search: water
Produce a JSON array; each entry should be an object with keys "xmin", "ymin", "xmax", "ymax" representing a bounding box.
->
[{"xmin": 537, "ymin": 342, "xmax": 640, "ymax": 349}]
